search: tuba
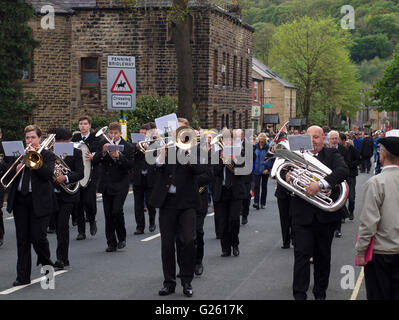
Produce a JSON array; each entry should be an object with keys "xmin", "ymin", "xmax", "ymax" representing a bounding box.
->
[{"xmin": 269, "ymin": 123, "xmax": 349, "ymax": 212}]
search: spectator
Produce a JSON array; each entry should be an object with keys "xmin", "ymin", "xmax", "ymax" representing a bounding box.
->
[{"xmin": 360, "ymin": 133, "xmax": 374, "ymax": 174}]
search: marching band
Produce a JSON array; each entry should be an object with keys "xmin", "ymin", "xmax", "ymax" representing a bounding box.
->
[{"xmin": 0, "ymin": 115, "xmax": 398, "ymax": 300}]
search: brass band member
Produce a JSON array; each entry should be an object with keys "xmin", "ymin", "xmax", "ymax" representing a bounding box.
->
[
  {"xmin": 132, "ymin": 123, "xmax": 157, "ymax": 234},
  {"xmin": 71, "ymin": 115, "xmax": 101, "ymax": 240},
  {"xmin": 6, "ymin": 125, "xmax": 56, "ymax": 286},
  {"xmin": 92, "ymin": 122, "xmax": 134, "ymax": 252},
  {"xmin": 149, "ymin": 118, "xmax": 210, "ymax": 298},
  {"xmin": 212, "ymin": 129, "xmax": 247, "ymax": 257},
  {"xmin": 289, "ymin": 126, "xmax": 348, "ymax": 300},
  {"xmin": 0, "ymin": 127, "xmax": 6, "ymax": 247},
  {"xmin": 52, "ymin": 128, "xmax": 84, "ymax": 270}
]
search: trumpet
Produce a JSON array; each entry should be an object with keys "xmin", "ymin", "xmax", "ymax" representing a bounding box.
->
[
  {"xmin": 0, "ymin": 134, "xmax": 56, "ymax": 189},
  {"xmin": 137, "ymin": 126, "xmax": 198, "ymax": 154},
  {"xmin": 210, "ymin": 134, "xmax": 235, "ymax": 173}
]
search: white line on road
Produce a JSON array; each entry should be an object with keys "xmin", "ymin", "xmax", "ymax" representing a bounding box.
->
[
  {"xmin": 207, "ymin": 212, "xmax": 214, "ymax": 216},
  {"xmin": 5, "ymin": 217, "xmax": 14, "ymax": 221},
  {"xmin": 0, "ymin": 270, "xmax": 68, "ymax": 295},
  {"xmin": 141, "ymin": 233, "xmax": 160, "ymax": 242},
  {"xmin": 350, "ymin": 267, "xmax": 364, "ymax": 300}
]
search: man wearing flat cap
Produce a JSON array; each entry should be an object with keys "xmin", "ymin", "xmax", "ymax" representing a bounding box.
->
[{"xmin": 355, "ymin": 136, "xmax": 399, "ymax": 300}]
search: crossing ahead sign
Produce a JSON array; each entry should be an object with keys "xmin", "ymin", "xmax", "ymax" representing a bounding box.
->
[{"xmin": 107, "ymin": 56, "xmax": 136, "ymax": 110}]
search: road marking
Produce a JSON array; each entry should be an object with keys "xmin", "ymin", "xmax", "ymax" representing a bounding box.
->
[
  {"xmin": 5, "ymin": 217, "xmax": 14, "ymax": 221},
  {"xmin": 207, "ymin": 212, "xmax": 214, "ymax": 217},
  {"xmin": 0, "ymin": 270, "xmax": 68, "ymax": 295},
  {"xmin": 141, "ymin": 233, "xmax": 160, "ymax": 242},
  {"xmin": 350, "ymin": 267, "xmax": 364, "ymax": 300}
]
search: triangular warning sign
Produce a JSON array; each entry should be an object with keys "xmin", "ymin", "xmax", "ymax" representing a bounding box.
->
[{"xmin": 111, "ymin": 70, "xmax": 133, "ymax": 93}]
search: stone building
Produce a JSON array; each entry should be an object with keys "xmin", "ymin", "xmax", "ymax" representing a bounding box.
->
[
  {"xmin": 251, "ymin": 58, "xmax": 297, "ymax": 133},
  {"xmin": 23, "ymin": 0, "xmax": 253, "ymax": 132}
]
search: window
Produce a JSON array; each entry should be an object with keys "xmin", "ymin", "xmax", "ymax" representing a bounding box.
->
[
  {"xmin": 240, "ymin": 57, "xmax": 243, "ymax": 88},
  {"xmin": 232, "ymin": 111, "xmax": 236, "ymax": 129},
  {"xmin": 226, "ymin": 53, "xmax": 230, "ymax": 87},
  {"xmin": 213, "ymin": 50, "xmax": 218, "ymax": 86},
  {"xmin": 22, "ymin": 51, "xmax": 33, "ymax": 82},
  {"xmin": 226, "ymin": 114, "xmax": 230, "ymax": 129},
  {"xmin": 239, "ymin": 113, "xmax": 242, "ymax": 129},
  {"xmin": 221, "ymin": 114, "xmax": 225, "ymax": 128},
  {"xmin": 222, "ymin": 52, "xmax": 226, "ymax": 86},
  {"xmin": 254, "ymin": 82, "xmax": 259, "ymax": 102},
  {"xmin": 233, "ymin": 56, "xmax": 237, "ymax": 88},
  {"xmin": 213, "ymin": 110, "xmax": 217, "ymax": 128},
  {"xmin": 81, "ymin": 58, "xmax": 99, "ymax": 86},
  {"xmin": 246, "ymin": 59, "xmax": 249, "ymax": 88}
]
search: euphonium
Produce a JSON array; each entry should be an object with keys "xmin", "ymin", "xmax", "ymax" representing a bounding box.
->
[
  {"xmin": 54, "ymin": 155, "xmax": 80, "ymax": 195},
  {"xmin": 268, "ymin": 123, "xmax": 349, "ymax": 213}
]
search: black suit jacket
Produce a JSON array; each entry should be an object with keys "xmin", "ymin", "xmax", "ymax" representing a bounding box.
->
[
  {"xmin": 360, "ymin": 137, "xmax": 374, "ymax": 158},
  {"xmin": 149, "ymin": 147, "xmax": 210, "ymax": 210},
  {"xmin": 53, "ymin": 148, "xmax": 84, "ymax": 203},
  {"xmin": 92, "ymin": 139, "xmax": 134, "ymax": 195},
  {"xmin": 212, "ymin": 158, "xmax": 247, "ymax": 202},
  {"xmin": 72, "ymin": 132, "xmax": 101, "ymax": 180},
  {"xmin": 131, "ymin": 143, "xmax": 156, "ymax": 187},
  {"xmin": 346, "ymin": 144, "xmax": 361, "ymax": 177},
  {"xmin": 7, "ymin": 149, "xmax": 56, "ymax": 217},
  {"xmin": 290, "ymin": 147, "xmax": 349, "ymax": 226}
]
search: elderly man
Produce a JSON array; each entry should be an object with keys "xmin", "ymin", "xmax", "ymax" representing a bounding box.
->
[
  {"xmin": 328, "ymin": 130, "xmax": 349, "ymax": 238},
  {"xmin": 288, "ymin": 126, "xmax": 348, "ymax": 300},
  {"xmin": 355, "ymin": 136, "xmax": 399, "ymax": 300}
]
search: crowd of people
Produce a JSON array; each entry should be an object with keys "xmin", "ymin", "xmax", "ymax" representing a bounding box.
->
[{"xmin": 0, "ymin": 117, "xmax": 398, "ymax": 300}]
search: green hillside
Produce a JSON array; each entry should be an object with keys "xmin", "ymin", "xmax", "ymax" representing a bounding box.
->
[{"xmin": 241, "ymin": 0, "xmax": 399, "ymax": 84}]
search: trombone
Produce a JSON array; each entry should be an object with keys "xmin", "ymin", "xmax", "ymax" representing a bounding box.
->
[{"xmin": 0, "ymin": 134, "xmax": 56, "ymax": 189}]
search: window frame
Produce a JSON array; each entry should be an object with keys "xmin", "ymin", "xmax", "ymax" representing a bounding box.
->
[{"xmin": 81, "ymin": 57, "xmax": 99, "ymax": 87}]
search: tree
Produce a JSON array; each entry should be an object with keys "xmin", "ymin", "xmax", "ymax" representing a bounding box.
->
[
  {"xmin": 0, "ymin": 0, "xmax": 39, "ymax": 140},
  {"xmin": 372, "ymin": 45, "xmax": 399, "ymax": 112},
  {"xmin": 269, "ymin": 16, "xmax": 361, "ymax": 124},
  {"xmin": 351, "ymin": 34, "xmax": 393, "ymax": 63},
  {"xmin": 253, "ymin": 22, "xmax": 276, "ymax": 65}
]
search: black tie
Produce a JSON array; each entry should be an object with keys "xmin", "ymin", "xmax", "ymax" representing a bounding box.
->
[
  {"xmin": 21, "ymin": 167, "xmax": 31, "ymax": 196},
  {"xmin": 83, "ymin": 136, "xmax": 87, "ymax": 142},
  {"xmin": 225, "ymin": 167, "xmax": 232, "ymax": 189}
]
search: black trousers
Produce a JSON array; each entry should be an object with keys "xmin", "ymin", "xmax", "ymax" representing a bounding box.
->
[
  {"xmin": 13, "ymin": 192, "xmax": 52, "ymax": 282},
  {"xmin": 241, "ymin": 181, "xmax": 252, "ymax": 218},
  {"xmin": 277, "ymin": 197, "xmax": 292, "ymax": 247},
  {"xmin": 76, "ymin": 178, "xmax": 97, "ymax": 235},
  {"xmin": 361, "ymin": 156, "xmax": 372, "ymax": 173},
  {"xmin": 347, "ymin": 176, "xmax": 356, "ymax": 214},
  {"xmin": 253, "ymin": 174, "xmax": 268, "ymax": 206},
  {"xmin": 214, "ymin": 187, "xmax": 241, "ymax": 253},
  {"xmin": 0, "ymin": 186, "xmax": 5, "ymax": 239},
  {"xmin": 102, "ymin": 189, "xmax": 128, "ymax": 247},
  {"xmin": 195, "ymin": 192, "xmax": 208, "ymax": 265},
  {"xmin": 292, "ymin": 220, "xmax": 336, "ymax": 299},
  {"xmin": 364, "ymin": 253, "xmax": 399, "ymax": 300},
  {"xmin": 159, "ymin": 194, "xmax": 196, "ymax": 288},
  {"xmin": 133, "ymin": 180, "xmax": 156, "ymax": 231},
  {"xmin": 54, "ymin": 194, "xmax": 74, "ymax": 263}
]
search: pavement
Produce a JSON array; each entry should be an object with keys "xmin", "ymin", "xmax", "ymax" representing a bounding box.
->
[{"xmin": 0, "ymin": 171, "xmax": 373, "ymax": 300}]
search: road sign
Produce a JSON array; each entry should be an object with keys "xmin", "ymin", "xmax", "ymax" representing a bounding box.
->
[{"xmin": 107, "ymin": 56, "xmax": 136, "ymax": 110}]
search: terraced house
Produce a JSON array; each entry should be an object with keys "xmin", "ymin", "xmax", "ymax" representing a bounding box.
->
[{"xmin": 23, "ymin": 0, "xmax": 254, "ymax": 131}]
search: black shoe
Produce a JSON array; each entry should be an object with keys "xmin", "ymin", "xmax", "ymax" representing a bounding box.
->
[
  {"xmin": 64, "ymin": 260, "xmax": 70, "ymax": 267},
  {"xmin": 90, "ymin": 221, "xmax": 97, "ymax": 236},
  {"xmin": 105, "ymin": 246, "xmax": 117, "ymax": 252},
  {"xmin": 159, "ymin": 286, "xmax": 175, "ymax": 296},
  {"xmin": 134, "ymin": 229, "xmax": 144, "ymax": 235},
  {"xmin": 0, "ymin": 238, "xmax": 3, "ymax": 247},
  {"xmin": 47, "ymin": 227, "xmax": 56, "ymax": 234},
  {"xmin": 281, "ymin": 244, "xmax": 290, "ymax": 249},
  {"xmin": 72, "ymin": 220, "xmax": 77, "ymax": 227},
  {"xmin": 241, "ymin": 216, "xmax": 248, "ymax": 225},
  {"xmin": 314, "ymin": 293, "xmax": 326, "ymax": 300},
  {"xmin": 53, "ymin": 260, "xmax": 64, "ymax": 270},
  {"xmin": 221, "ymin": 251, "xmax": 231, "ymax": 257},
  {"xmin": 253, "ymin": 204, "xmax": 259, "ymax": 210},
  {"xmin": 194, "ymin": 263, "xmax": 204, "ymax": 276},
  {"xmin": 149, "ymin": 224, "xmax": 156, "ymax": 232},
  {"xmin": 183, "ymin": 283, "xmax": 193, "ymax": 297},
  {"xmin": 232, "ymin": 246, "xmax": 240, "ymax": 257},
  {"xmin": 335, "ymin": 231, "xmax": 342, "ymax": 238},
  {"xmin": 349, "ymin": 212, "xmax": 354, "ymax": 220},
  {"xmin": 76, "ymin": 233, "xmax": 86, "ymax": 240},
  {"xmin": 13, "ymin": 279, "xmax": 30, "ymax": 286},
  {"xmin": 117, "ymin": 240, "xmax": 126, "ymax": 249},
  {"xmin": 260, "ymin": 205, "xmax": 265, "ymax": 209}
]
